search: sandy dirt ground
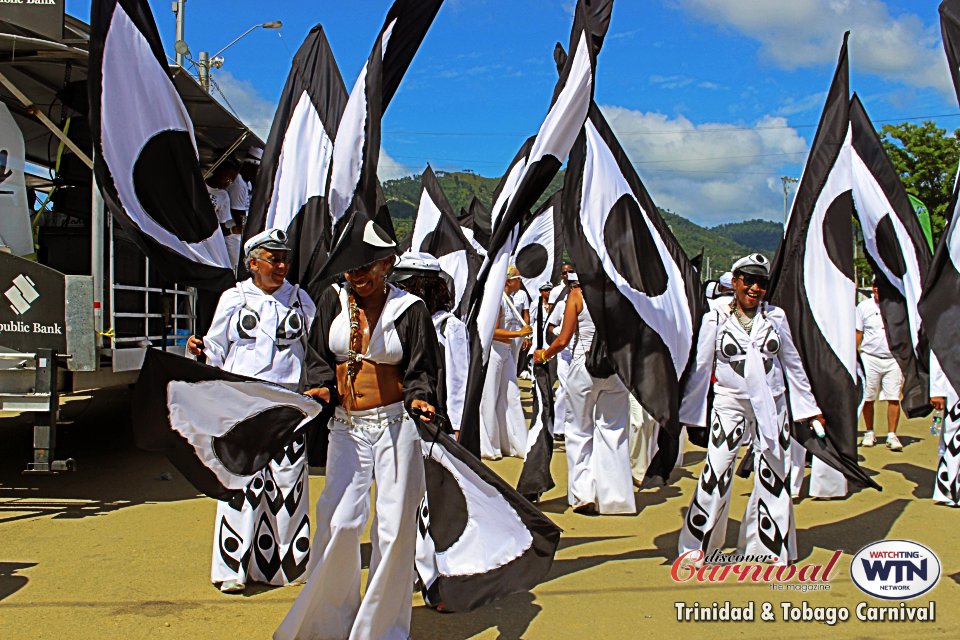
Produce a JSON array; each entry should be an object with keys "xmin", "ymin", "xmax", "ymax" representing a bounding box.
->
[{"xmin": 1, "ymin": 387, "xmax": 958, "ymax": 639}]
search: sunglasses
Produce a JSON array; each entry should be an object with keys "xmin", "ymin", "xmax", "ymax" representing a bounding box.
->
[
  {"xmin": 255, "ymin": 256, "xmax": 289, "ymax": 267},
  {"xmin": 738, "ymin": 273, "xmax": 769, "ymax": 289}
]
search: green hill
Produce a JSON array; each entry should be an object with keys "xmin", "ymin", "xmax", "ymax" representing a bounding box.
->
[{"xmin": 383, "ymin": 170, "xmax": 778, "ymax": 277}]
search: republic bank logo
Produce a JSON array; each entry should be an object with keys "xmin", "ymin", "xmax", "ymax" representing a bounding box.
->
[{"xmin": 4, "ymin": 274, "xmax": 39, "ymax": 315}]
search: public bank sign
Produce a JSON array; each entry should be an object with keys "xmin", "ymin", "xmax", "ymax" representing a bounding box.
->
[
  {"xmin": 0, "ymin": 252, "xmax": 67, "ymax": 353},
  {"xmin": 850, "ymin": 540, "xmax": 941, "ymax": 600},
  {"xmin": 0, "ymin": 0, "xmax": 65, "ymax": 42}
]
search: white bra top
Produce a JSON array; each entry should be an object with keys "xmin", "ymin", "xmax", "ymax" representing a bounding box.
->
[{"xmin": 328, "ymin": 285, "xmax": 419, "ymax": 365}]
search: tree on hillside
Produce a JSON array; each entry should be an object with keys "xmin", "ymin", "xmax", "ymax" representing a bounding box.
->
[{"xmin": 880, "ymin": 121, "xmax": 960, "ymax": 240}]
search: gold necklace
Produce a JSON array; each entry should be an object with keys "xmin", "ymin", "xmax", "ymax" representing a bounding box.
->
[{"xmin": 733, "ymin": 306, "xmax": 755, "ymax": 333}]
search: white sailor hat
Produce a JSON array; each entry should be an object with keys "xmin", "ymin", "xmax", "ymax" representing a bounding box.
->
[
  {"xmin": 719, "ymin": 271, "xmax": 734, "ymax": 288},
  {"xmin": 244, "ymin": 147, "xmax": 264, "ymax": 165},
  {"xmin": 390, "ymin": 251, "xmax": 441, "ymax": 282},
  {"xmin": 731, "ymin": 253, "xmax": 770, "ymax": 277},
  {"xmin": 539, "ymin": 282, "xmax": 554, "ymax": 291},
  {"xmin": 244, "ymin": 228, "xmax": 290, "ymax": 255}
]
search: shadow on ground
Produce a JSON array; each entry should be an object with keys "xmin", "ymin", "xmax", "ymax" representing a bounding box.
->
[
  {"xmin": 0, "ymin": 389, "xmax": 202, "ymax": 523},
  {"xmin": 0, "ymin": 562, "xmax": 35, "ymax": 601}
]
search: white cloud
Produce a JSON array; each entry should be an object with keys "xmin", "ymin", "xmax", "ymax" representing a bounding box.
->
[
  {"xmin": 379, "ymin": 148, "xmax": 415, "ymax": 181},
  {"xmin": 599, "ymin": 105, "xmax": 808, "ymax": 225},
  {"xmin": 678, "ymin": 0, "xmax": 950, "ymax": 96},
  {"xmin": 208, "ymin": 70, "xmax": 277, "ymax": 141}
]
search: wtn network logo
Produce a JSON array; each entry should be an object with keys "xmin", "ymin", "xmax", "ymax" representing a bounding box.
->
[{"xmin": 851, "ymin": 540, "xmax": 940, "ymax": 600}]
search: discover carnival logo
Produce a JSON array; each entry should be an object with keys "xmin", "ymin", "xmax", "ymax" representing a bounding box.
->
[{"xmin": 850, "ymin": 540, "xmax": 941, "ymax": 600}]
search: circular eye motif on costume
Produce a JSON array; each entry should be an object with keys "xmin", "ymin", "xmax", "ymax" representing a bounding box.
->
[
  {"xmin": 289, "ymin": 314, "xmax": 302, "ymax": 331},
  {"xmin": 241, "ymin": 315, "xmax": 257, "ymax": 331},
  {"xmin": 766, "ymin": 338, "xmax": 780, "ymax": 353},
  {"xmin": 720, "ymin": 332, "xmax": 742, "ymax": 358}
]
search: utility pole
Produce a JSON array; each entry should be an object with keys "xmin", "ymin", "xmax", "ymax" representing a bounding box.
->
[
  {"xmin": 173, "ymin": 1, "xmax": 187, "ymax": 67},
  {"xmin": 198, "ymin": 51, "xmax": 210, "ymax": 91},
  {"xmin": 781, "ymin": 176, "xmax": 799, "ymax": 226}
]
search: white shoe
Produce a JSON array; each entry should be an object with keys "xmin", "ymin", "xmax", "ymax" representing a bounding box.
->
[
  {"xmin": 219, "ymin": 579, "xmax": 245, "ymax": 593},
  {"xmin": 861, "ymin": 431, "xmax": 876, "ymax": 447},
  {"xmin": 886, "ymin": 433, "xmax": 903, "ymax": 451}
]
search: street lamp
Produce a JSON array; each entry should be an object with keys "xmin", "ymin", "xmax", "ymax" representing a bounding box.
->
[{"xmin": 175, "ymin": 20, "xmax": 282, "ymax": 92}]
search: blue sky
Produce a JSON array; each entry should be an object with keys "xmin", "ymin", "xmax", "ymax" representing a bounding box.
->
[{"xmin": 68, "ymin": 1, "xmax": 959, "ymax": 226}]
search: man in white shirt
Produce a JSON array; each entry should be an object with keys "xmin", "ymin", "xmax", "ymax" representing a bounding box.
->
[
  {"xmin": 227, "ymin": 147, "xmax": 263, "ymax": 237},
  {"xmin": 857, "ymin": 281, "xmax": 904, "ymax": 451},
  {"xmin": 205, "ymin": 160, "xmax": 240, "ymax": 270}
]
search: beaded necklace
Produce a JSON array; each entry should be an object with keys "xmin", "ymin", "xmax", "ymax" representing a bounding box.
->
[{"xmin": 731, "ymin": 302, "xmax": 755, "ymax": 334}]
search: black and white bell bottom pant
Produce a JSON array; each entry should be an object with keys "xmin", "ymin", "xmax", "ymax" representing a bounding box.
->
[
  {"xmin": 678, "ymin": 394, "xmax": 796, "ymax": 565},
  {"xmin": 211, "ymin": 432, "xmax": 310, "ymax": 586},
  {"xmin": 934, "ymin": 389, "xmax": 960, "ymax": 506}
]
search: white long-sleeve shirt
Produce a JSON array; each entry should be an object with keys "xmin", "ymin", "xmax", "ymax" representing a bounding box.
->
[
  {"xmin": 680, "ymin": 302, "xmax": 821, "ymax": 429},
  {"xmin": 203, "ymin": 279, "xmax": 316, "ymax": 389}
]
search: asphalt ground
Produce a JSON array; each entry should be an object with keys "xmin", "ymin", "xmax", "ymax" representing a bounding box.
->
[{"xmin": 1, "ymin": 386, "xmax": 958, "ymax": 639}]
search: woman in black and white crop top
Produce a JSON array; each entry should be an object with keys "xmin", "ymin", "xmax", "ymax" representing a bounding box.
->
[{"xmin": 277, "ymin": 237, "xmax": 442, "ymax": 640}]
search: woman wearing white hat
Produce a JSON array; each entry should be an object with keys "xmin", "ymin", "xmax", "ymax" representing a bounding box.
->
[
  {"xmin": 187, "ymin": 227, "xmax": 317, "ymax": 592},
  {"xmin": 678, "ymin": 254, "xmax": 824, "ymax": 565}
]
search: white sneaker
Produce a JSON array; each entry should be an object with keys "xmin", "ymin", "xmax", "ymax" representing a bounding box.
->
[
  {"xmin": 886, "ymin": 433, "xmax": 903, "ymax": 451},
  {"xmin": 219, "ymin": 579, "xmax": 245, "ymax": 593},
  {"xmin": 861, "ymin": 431, "xmax": 876, "ymax": 447}
]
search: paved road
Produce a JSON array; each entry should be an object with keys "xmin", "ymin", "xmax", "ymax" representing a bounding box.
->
[{"xmin": 1, "ymin": 389, "xmax": 957, "ymax": 638}]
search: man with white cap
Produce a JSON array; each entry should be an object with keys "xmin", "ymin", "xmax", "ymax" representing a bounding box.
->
[
  {"xmin": 205, "ymin": 159, "xmax": 241, "ymax": 271},
  {"xmin": 187, "ymin": 227, "xmax": 317, "ymax": 593},
  {"xmin": 227, "ymin": 147, "xmax": 263, "ymax": 245}
]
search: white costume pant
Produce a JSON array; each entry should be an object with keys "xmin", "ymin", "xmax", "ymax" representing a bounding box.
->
[
  {"xmin": 628, "ymin": 395, "xmax": 685, "ymax": 484},
  {"xmin": 934, "ymin": 392, "xmax": 960, "ymax": 505},
  {"xmin": 552, "ymin": 352, "xmax": 572, "ymax": 436},
  {"xmin": 679, "ymin": 395, "xmax": 796, "ymax": 565},
  {"xmin": 479, "ymin": 341, "xmax": 528, "ymax": 459},
  {"xmin": 275, "ymin": 404, "xmax": 425, "ymax": 640},
  {"xmin": 564, "ymin": 358, "xmax": 635, "ymax": 514},
  {"xmin": 787, "ymin": 437, "xmax": 805, "ymax": 498},
  {"xmin": 211, "ymin": 433, "xmax": 310, "ymax": 586}
]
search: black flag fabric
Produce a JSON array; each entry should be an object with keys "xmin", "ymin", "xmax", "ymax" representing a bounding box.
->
[
  {"xmin": 919, "ymin": 0, "xmax": 960, "ymax": 392},
  {"xmin": 849, "ymin": 94, "xmax": 932, "ymax": 417},
  {"xmin": 512, "ymin": 192, "xmax": 564, "ymax": 295},
  {"xmin": 515, "ymin": 362, "xmax": 556, "ymax": 498},
  {"xmin": 459, "ymin": 0, "xmax": 614, "ymax": 456},
  {"xmin": 408, "ymin": 166, "xmax": 483, "ymax": 316},
  {"xmin": 133, "ymin": 350, "xmax": 323, "ymax": 507},
  {"xmin": 767, "ymin": 34, "xmax": 878, "ymax": 489},
  {"xmin": 415, "ymin": 421, "xmax": 561, "ymax": 612},
  {"xmin": 562, "ymin": 103, "xmax": 705, "ymax": 484},
  {"xmin": 244, "ymin": 26, "xmax": 348, "ymax": 290},
  {"xmin": 461, "ymin": 196, "xmax": 491, "ymax": 252},
  {"xmin": 323, "ymin": 0, "xmax": 444, "ymax": 239},
  {"xmin": 89, "ymin": 0, "xmax": 233, "ymax": 291}
]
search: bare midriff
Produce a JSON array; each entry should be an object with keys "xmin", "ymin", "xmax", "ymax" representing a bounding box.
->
[{"xmin": 336, "ymin": 360, "xmax": 404, "ymax": 411}]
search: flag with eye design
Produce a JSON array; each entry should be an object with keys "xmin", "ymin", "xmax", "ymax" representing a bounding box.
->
[
  {"xmin": 133, "ymin": 349, "xmax": 324, "ymax": 507},
  {"xmin": 89, "ymin": 0, "xmax": 233, "ymax": 291},
  {"xmin": 562, "ymin": 101, "xmax": 705, "ymax": 485},
  {"xmin": 920, "ymin": 0, "xmax": 960, "ymax": 394},
  {"xmin": 408, "ymin": 166, "xmax": 483, "ymax": 316},
  {"xmin": 511, "ymin": 192, "xmax": 564, "ymax": 296},
  {"xmin": 459, "ymin": 0, "xmax": 614, "ymax": 456},
  {"xmin": 848, "ymin": 93, "xmax": 932, "ymax": 418},
  {"xmin": 767, "ymin": 34, "xmax": 878, "ymax": 489}
]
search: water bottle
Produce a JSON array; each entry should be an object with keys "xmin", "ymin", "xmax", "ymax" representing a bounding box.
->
[{"xmin": 931, "ymin": 411, "xmax": 944, "ymax": 436}]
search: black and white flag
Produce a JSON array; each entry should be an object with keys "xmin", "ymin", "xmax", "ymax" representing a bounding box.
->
[
  {"xmin": 408, "ymin": 166, "xmax": 483, "ymax": 316},
  {"xmin": 89, "ymin": 0, "xmax": 232, "ymax": 291},
  {"xmin": 415, "ymin": 422, "xmax": 560, "ymax": 612},
  {"xmin": 849, "ymin": 94, "xmax": 932, "ymax": 416},
  {"xmin": 244, "ymin": 26, "xmax": 347, "ymax": 290},
  {"xmin": 919, "ymin": 0, "xmax": 960, "ymax": 392},
  {"xmin": 767, "ymin": 34, "xmax": 878, "ymax": 489},
  {"xmin": 323, "ymin": 0, "xmax": 444, "ymax": 240},
  {"xmin": 563, "ymin": 103, "xmax": 705, "ymax": 484},
  {"xmin": 459, "ymin": 0, "xmax": 613, "ymax": 456},
  {"xmin": 459, "ymin": 196, "xmax": 490, "ymax": 253},
  {"xmin": 512, "ymin": 192, "xmax": 564, "ymax": 295},
  {"xmin": 133, "ymin": 350, "xmax": 323, "ymax": 507}
]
